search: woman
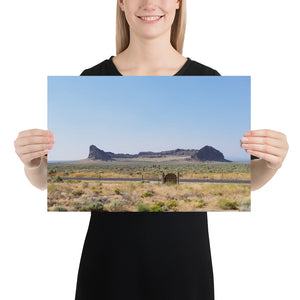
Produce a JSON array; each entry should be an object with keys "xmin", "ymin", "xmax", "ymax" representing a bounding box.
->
[{"xmin": 14, "ymin": 0, "xmax": 288, "ymax": 299}]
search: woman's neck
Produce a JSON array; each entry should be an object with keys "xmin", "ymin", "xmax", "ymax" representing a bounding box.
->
[{"xmin": 113, "ymin": 34, "xmax": 187, "ymax": 76}]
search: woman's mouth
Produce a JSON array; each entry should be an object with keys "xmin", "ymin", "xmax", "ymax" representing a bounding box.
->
[{"xmin": 137, "ymin": 15, "xmax": 164, "ymax": 23}]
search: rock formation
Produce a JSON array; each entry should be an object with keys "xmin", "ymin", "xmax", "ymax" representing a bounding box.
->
[
  {"xmin": 88, "ymin": 145, "xmax": 113, "ymax": 161},
  {"xmin": 191, "ymin": 145, "xmax": 231, "ymax": 162},
  {"xmin": 88, "ymin": 145, "xmax": 231, "ymax": 162}
]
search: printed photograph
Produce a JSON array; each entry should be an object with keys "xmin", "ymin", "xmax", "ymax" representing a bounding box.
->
[{"xmin": 47, "ymin": 76, "xmax": 251, "ymax": 212}]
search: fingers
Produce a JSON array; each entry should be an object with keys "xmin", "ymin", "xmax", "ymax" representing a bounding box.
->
[
  {"xmin": 18, "ymin": 129, "xmax": 54, "ymax": 138},
  {"xmin": 15, "ymin": 129, "xmax": 54, "ymax": 147},
  {"xmin": 16, "ymin": 143, "xmax": 54, "ymax": 155},
  {"xmin": 241, "ymin": 129, "xmax": 289, "ymax": 169},
  {"xmin": 245, "ymin": 149, "xmax": 283, "ymax": 169},
  {"xmin": 244, "ymin": 129, "xmax": 287, "ymax": 140},
  {"xmin": 15, "ymin": 135, "xmax": 54, "ymax": 148},
  {"xmin": 15, "ymin": 130, "xmax": 54, "ymax": 148},
  {"xmin": 14, "ymin": 129, "xmax": 55, "ymax": 167},
  {"xmin": 241, "ymin": 136, "xmax": 283, "ymax": 148},
  {"xmin": 242, "ymin": 129, "xmax": 288, "ymax": 151},
  {"xmin": 241, "ymin": 142, "xmax": 282, "ymax": 157},
  {"xmin": 22, "ymin": 149, "xmax": 50, "ymax": 163}
]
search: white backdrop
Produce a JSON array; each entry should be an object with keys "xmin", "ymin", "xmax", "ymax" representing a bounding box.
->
[{"xmin": 1, "ymin": 1, "xmax": 299, "ymax": 299}]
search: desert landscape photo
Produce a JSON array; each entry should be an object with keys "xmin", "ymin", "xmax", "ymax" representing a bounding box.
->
[{"xmin": 47, "ymin": 76, "xmax": 251, "ymax": 212}]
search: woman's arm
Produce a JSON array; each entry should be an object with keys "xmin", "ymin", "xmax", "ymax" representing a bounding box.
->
[
  {"xmin": 24, "ymin": 155, "xmax": 48, "ymax": 190},
  {"xmin": 241, "ymin": 129, "xmax": 289, "ymax": 191}
]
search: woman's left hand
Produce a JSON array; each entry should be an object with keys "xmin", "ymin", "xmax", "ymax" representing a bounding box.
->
[{"xmin": 241, "ymin": 129, "xmax": 289, "ymax": 170}]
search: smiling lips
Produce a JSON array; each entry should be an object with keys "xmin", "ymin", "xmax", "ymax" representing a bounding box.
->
[{"xmin": 138, "ymin": 15, "xmax": 164, "ymax": 23}]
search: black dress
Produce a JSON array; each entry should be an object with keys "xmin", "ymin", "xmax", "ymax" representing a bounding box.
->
[{"xmin": 75, "ymin": 57, "xmax": 220, "ymax": 300}]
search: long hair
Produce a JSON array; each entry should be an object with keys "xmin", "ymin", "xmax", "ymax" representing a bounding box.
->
[{"xmin": 116, "ymin": 0, "xmax": 187, "ymax": 54}]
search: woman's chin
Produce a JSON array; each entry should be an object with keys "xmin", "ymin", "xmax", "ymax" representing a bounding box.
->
[{"xmin": 132, "ymin": 28, "xmax": 170, "ymax": 42}]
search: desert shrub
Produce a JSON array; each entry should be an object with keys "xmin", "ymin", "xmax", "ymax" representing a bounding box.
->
[
  {"xmin": 72, "ymin": 190, "xmax": 84, "ymax": 197},
  {"xmin": 89, "ymin": 202, "xmax": 104, "ymax": 212},
  {"xmin": 114, "ymin": 188, "xmax": 121, "ymax": 195},
  {"xmin": 162, "ymin": 206, "xmax": 168, "ymax": 212},
  {"xmin": 122, "ymin": 193, "xmax": 131, "ymax": 201},
  {"xmin": 237, "ymin": 199, "xmax": 251, "ymax": 211},
  {"xmin": 48, "ymin": 183, "xmax": 58, "ymax": 193},
  {"xmin": 127, "ymin": 183, "xmax": 136, "ymax": 193},
  {"xmin": 48, "ymin": 168, "xmax": 56, "ymax": 175},
  {"xmin": 150, "ymin": 205, "xmax": 163, "ymax": 212},
  {"xmin": 72, "ymin": 202, "xmax": 83, "ymax": 211},
  {"xmin": 89, "ymin": 196, "xmax": 109, "ymax": 204},
  {"xmin": 93, "ymin": 189, "xmax": 103, "ymax": 194},
  {"xmin": 193, "ymin": 199, "xmax": 205, "ymax": 208},
  {"xmin": 100, "ymin": 196, "xmax": 109, "ymax": 203},
  {"xmin": 137, "ymin": 203, "xmax": 151, "ymax": 212},
  {"xmin": 48, "ymin": 199, "xmax": 57, "ymax": 207},
  {"xmin": 53, "ymin": 206, "xmax": 67, "ymax": 212},
  {"xmin": 79, "ymin": 206, "xmax": 90, "ymax": 212},
  {"xmin": 92, "ymin": 187, "xmax": 102, "ymax": 194},
  {"xmin": 82, "ymin": 182, "xmax": 89, "ymax": 189},
  {"xmin": 52, "ymin": 175, "xmax": 63, "ymax": 183},
  {"xmin": 141, "ymin": 192, "xmax": 153, "ymax": 198},
  {"xmin": 166, "ymin": 200, "xmax": 177, "ymax": 209},
  {"xmin": 215, "ymin": 192, "xmax": 223, "ymax": 196},
  {"xmin": 110, "ymin": 201, "xmax": 123, "ymax": 211},
  {"xmin": 219, "ymin": 198, "xmax": 238, "ymax": 210},
  {"xmin": 183, "ymin": 198, "xmax": 192, "ymax": 203},
  {"xmin": 154, "ymin": 201, "xmax": 164, "ymax": 207}
]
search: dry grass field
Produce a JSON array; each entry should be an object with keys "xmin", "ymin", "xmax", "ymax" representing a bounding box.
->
[
  {"xmin": 47, "ymin": 161, "xmax": 250, "ymax": 212},
  {"xmin": 48, "ymin": 160, "xmax": 251, "ymax": 180},
  {"xmin": 47, "ymin": 179, "xmax": 250, "ymax": 212}
]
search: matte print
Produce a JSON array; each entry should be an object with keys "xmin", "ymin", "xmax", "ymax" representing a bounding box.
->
[{"xmin": 47, "ymin": 76, "xmax": 251, "ymax": 212}]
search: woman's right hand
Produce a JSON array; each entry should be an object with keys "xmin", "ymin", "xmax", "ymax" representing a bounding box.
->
[{"xmin": 14, "ymin": 129, "xmax": 55, "ymax": 168}]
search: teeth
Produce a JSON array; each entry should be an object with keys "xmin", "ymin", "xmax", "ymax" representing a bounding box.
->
[{"xmin": 140, "ymin": 16, "xmax": 161, "ymax": 21}]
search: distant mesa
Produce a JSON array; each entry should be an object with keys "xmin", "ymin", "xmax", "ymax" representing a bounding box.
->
[
  {"xmin": 191, "ymin": 145, "xmax": 231, "ymax": 162},
  {"xmin": 88, "ymin": 145, "xmax": 231, "ymax": 162},
  {"xmin": 138, "ymin": 149, "xmax": 197, "ymax": 158},
  {"xmin": 88, "ymin": 145, "xmax": 113, "ymax": 161}
]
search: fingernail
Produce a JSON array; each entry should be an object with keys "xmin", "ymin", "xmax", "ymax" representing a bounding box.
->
[
  {"xmin": 241, "ymin": 137, "xmax": 248, "ymax": 142},
  {"xmin": 244, "ymin": 131, "xmax": 251, "ymax": 137}
]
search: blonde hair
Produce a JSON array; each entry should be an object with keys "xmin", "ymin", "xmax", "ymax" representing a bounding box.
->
[{"xmin": 116, "ymin": 0, "xmax": 186, "ymax": 54}]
